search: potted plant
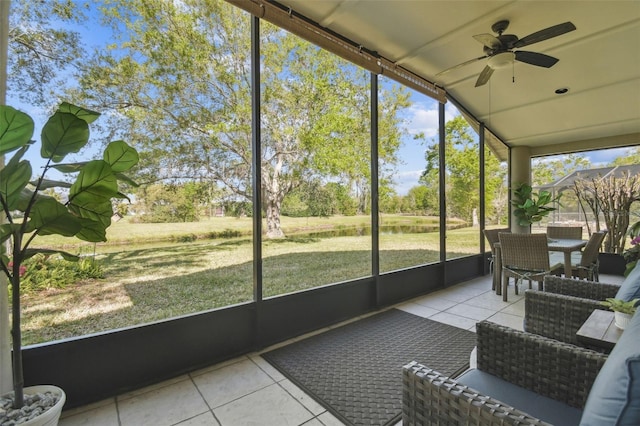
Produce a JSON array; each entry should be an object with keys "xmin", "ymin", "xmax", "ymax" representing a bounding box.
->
[
  {"xmin": 511, "ymin": 182, "xmax": 561, "ymax": 228},
  {"xmin": 0, "ymin": 103, "xmax": 138, "ymax": 425},
  {"xmin": 601, "ymin": 298, "xmax": 639, "ymax": 330}
]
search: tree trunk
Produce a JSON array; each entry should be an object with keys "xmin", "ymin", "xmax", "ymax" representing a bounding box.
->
[
  {"xmin": 264, "ymin": 172, "xmax": 285, "ymax": 239},
  {"xmin": 0, "ymin": 275, "xmax": 11, "ymax": 395},
  {"xmin": 265, "ymin": 196, "xmax": 284, "ymax": 239}
]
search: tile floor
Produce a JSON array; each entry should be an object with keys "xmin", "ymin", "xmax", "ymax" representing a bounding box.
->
[{"xmin": 58, "ymin": 273, "xmax": 624, "ymax": 426}]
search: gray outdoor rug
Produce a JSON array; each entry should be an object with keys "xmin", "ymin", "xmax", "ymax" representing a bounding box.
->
[{"xmin": 261, "ymin": 308, "xmax": 477, "ymax": 426}]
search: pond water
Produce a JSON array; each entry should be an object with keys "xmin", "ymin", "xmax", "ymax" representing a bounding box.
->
[{"xmin": 303, "ymin": 225, "xmax": 438, "ymax": 238}]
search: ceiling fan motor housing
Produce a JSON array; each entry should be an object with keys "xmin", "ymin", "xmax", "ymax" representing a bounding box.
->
[
  {"xmin": 483, "ymin": 34, "xmax": 518, "ymax": 55},
  {"xmin": 491, "ymin": 19, "xmax": 510, "ymax": 34}
]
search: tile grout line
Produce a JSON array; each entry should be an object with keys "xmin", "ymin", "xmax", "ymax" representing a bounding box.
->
[
  {"xmin": 184, "ymin": 372, "xmax": 222, "ymax": 426},
  {"xmin": 249, "ymin": 354, "xmax": 331, "ymax": 426}
]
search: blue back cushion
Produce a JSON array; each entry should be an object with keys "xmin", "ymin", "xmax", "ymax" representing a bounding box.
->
[
  {"xmin": 615, "ymin": 261, "xmax": 640, "ymax": 301},
  {"xmin": 580, "ymin": 309, "xmax": 640, "ymax": 425}
]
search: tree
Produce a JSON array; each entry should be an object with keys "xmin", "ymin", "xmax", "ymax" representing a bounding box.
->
[
  {"xmin": 63, "ymin": 0, "xmax": 409, "ymax": 238},
  {"xmin": 531, "ymin": 153, "xmax": 591, "ymax": 187},
  {"xmin": 7, "ymin": 0, "xmax": 88, "ymax": 106},
  {"xmin": 419, "ymin": 116, "xmax": 493, "ymax": 222},
  {"xmin": 484, "ymin": 147, "xmax": 508, "ymax": 225},
  {"xmin": 407, "ymin": 185, "xmax": 433, "ymax": 214},
  {"xmin": 137, "ymin": 182, "xmax": 210, "ymax": 223},
  {"xmin": 610, "ymin": 146, "xmax": 640, "ymax": 166},
  {"xmin": 573, "ymin": 172, "xmax": 640, "ymax": 253}
]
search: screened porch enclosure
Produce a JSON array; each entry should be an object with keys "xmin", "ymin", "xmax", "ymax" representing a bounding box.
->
[{"xmin": 1, "ymin": 0, "xmax": 638, "ymax": 411}]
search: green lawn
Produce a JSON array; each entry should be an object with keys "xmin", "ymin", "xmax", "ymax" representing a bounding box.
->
[{"xmin": 19, "ymin": 215, "xmax": 482, "ymax": 345}]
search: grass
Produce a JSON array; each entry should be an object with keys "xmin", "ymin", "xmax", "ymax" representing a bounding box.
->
[{"xmin": 17, "ymin": 215, "xmax": 480, "ymax": 345}]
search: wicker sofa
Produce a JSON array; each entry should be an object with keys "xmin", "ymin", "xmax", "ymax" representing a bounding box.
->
[
  {"xmin": 402, "ymin": 321, "xmax": 607, "ymax": 425},
  {"xmin": 403, "ymin": 313, "xmax": 640, "ymax": 425},
  {"xmin": 524, "ymin": 261, "xmax": 640, "ymax": 348}
]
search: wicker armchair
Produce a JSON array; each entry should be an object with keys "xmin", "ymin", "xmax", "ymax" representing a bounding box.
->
[
  {"xmin": 402, "ymin": 321, "xmax": 608, "ymax": 425},
  {"xmin": 524, "ymin": 275, "xmax": 620, "ymax": 348}
]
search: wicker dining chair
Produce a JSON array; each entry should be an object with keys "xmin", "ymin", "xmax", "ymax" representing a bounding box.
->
[
  {"xmin": 571, "ymin": 230, "xmax": 607, "ymax": 281},
  {"xmin": 549, "ymin": 230, "xmax": 607, "ymax": 281},
  {"xmin": 498, "ymin": 232, "xmax": 563, "ymax": 301},
  {"xmin": 483, "ymin": 228, "xmax": 510, "ymax": 290},
  {"xmin": 547, "ymin": 225, "xmax": 583, "ymax": 240}
]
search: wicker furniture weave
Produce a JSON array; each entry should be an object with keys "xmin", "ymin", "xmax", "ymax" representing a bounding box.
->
[
  {"xmin": 483, "ymin": 228, "xmax": 510, "ymax": 290},
  {"xmin": 571, "ymin": 231, "xmax": 606, "ymax": 281},
  {"xmin": 402, "ymin": 321, "xmax": 608, "ymax": 425},
  {"xmin": 547, "ymin": 225, "xmax": 583, "ymax": 240},
  {"xmin": 551, "ymin": 231, "xmax": 607, "ymax": 281},
  {"xmin": 524, "ymin": 275, "xmax": 620, "ymax": 348},
  {"xmin": 498, "ymin": 233, "xmax": 563, "ymax": 301}
]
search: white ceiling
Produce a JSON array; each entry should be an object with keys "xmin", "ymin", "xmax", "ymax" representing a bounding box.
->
[{"xmin": 277, "ymin": 0, "xmax": 640, "ymax": 157}]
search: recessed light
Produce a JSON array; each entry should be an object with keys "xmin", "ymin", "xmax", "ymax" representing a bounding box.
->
[{"xmin": 555, "ymin": 88, "xmax": 569, "ymax": 94}]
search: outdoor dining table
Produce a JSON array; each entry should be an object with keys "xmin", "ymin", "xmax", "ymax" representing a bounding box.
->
[{"xmin": 493, "ymin": 238, "xmax": 588, "ymax": 296}]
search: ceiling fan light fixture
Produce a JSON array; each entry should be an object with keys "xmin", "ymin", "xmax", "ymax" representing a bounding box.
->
[{"xmin": 488, "ymin": 51, "xmax": 515, "ymax": 69}]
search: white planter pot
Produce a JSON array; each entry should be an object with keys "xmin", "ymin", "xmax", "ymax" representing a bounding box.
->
[
  {"xmin": 614, "ymin": 311, "xmax": 633, "ymax": 330},
  {"xmin": 1, "ymin": 385, "xmax": 65, "ymax": 426}
]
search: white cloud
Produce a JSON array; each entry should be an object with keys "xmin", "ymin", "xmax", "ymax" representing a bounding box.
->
[
  {"xmin": 402, "ymin": 99, "xmax": 464, "ymax": 140},
  {"xmin": 404, "ymin": 103, "xmax": 438, "ymax": 138},
  {"xmin": 393, "ymin": 169, "xmax": 424, "ymax": 196}
]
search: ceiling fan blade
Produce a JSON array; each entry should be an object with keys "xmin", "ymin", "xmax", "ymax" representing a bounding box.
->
[
  {"xmin": 515, "ymin": 51, "xmax": 559, "ymax": 68},
  {"xmin": 475, "ymin": 65, "xmax": 494, "ymax": 87},
  {"xmin": 512, "ymin": 22, "xmax": 576, "ymax": 48},
  {"xmin": 473, "ymin": 33, "xmax": 501, "ymax": 50},
  {"xmin": 436, "ymin": 55, "xmax": 488, "ymax": 77}
]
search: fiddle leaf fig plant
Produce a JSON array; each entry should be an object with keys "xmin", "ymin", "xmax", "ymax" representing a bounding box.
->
[
  {"xmin": 511, "ymin": 182, "xmax": 562, "ymax": 227},
  {"xmin": 0, "ymin": 103, "xmax": 138, "ymax": 409}
]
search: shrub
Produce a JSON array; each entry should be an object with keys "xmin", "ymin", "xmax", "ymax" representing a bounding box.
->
[{"xmin": 8, "ymin": 254, "xmax": 104, "ymax": 296}]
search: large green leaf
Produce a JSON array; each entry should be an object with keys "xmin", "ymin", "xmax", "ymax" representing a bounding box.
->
[
  {"xmin": 75, "ymin": 217, "xmax": 109, "ymax": 242},
  {"xmin": 69, "ymin": 160, "xmax": 118, "ymax": 201},
  {"xmin": 41, "ymin": 111, "xmax": 90, "ymax": 162},
  {"xmin": 0, "ymin": 223, "xmax": 20, "ymax": 245},
  {"xmin": 33, "ymin": 178, "xmax": 73, "ymax": 191},
  {"xmin": 69, "ymin": 195, "xmax": 113, "ymax": 227},
  {"xmin": 23, "ymin": 248, "xmax": 79, "ymax": 262},
  {"xmin": 57, "ymin": 102, "xmax": 101, "ymax": 124},
  {"xmin": 0, "ymin": 106, "xmax": 34, "ymax": 156},
  {"xmin": 29, "ymin": 197, "xmax": 82, "ymax": 237},
  {"xmin": 104, "ymin": 140, "xmax": 139, "ymax": 172},
  {"xmin": 0, "ymin": 151, "xmax": 32, "ymax": 211},
  {"xmin": 15, "ymin": 188, "xmax": 39, "ymax": 214},
  {"xmin": 50, "ymin": 161, "xmax": 88, "ymax": 173}
]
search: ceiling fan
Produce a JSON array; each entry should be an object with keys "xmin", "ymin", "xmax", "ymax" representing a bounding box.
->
[{"xmin": 436, "ymin": 20, "xmax": 576, "ymax": 87}]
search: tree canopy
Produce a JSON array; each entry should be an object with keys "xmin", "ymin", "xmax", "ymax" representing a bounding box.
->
[
  {"xmin": 531, "ymin": 153, "xmax": 591, "ymax": 187},
  {"xmin": 60, "ymin": 0, "xmax": 410, "ymax": 238},
  {"xmin": 418, "ymin": 116, "xmax": 504, "ymax": 223},
  {"xmin": 7, "ymin": 0, "xmax": 88, "ymax": 105}
]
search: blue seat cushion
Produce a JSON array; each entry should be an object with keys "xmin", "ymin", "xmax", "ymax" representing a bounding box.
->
[
  {"xmin": 457, "ymin": 368, "xmax": 583, "ymax": 425},
  {"xmin": 615, "ymin": 261, "xmax": 640, "ymax": 301},
  {"xmin": 580, "ymin": 309, "xmax": 640, "ymax": 425}
]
